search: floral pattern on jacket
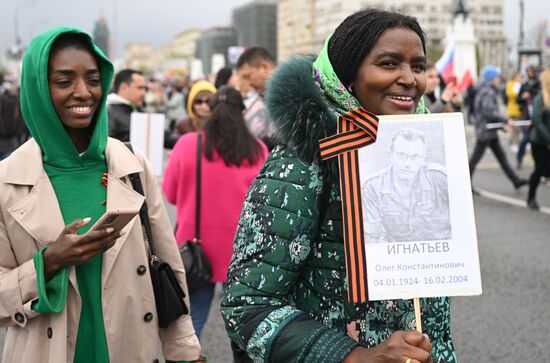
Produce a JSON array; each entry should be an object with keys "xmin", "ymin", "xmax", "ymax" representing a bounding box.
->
[
  {"xmin": 221, "ymin": 56, "xmax": 457, "ymax": 363},
  {"xmin": 221, "ymin": 146, "xmax": 457, "ymax": 363}
]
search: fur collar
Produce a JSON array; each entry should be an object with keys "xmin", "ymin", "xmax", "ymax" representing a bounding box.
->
[{"xmin": 266, "ymin": 56, "xmax": 337, "ymax": 165}]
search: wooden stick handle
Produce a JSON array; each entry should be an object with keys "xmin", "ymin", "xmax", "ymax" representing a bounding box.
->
[{"xmin": 414, "ymin": 297, "xmax": 422, "ymax": 333}]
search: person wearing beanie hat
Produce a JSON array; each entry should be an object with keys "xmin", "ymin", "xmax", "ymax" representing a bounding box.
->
[
  {"xmin": 0, "ymin": 27, "xmax": 202, "ymax": 362},
  {"xmin": 175, "ymin": 80, "xmax": 216, "ymax": 135},
  {"xmin": 469, "ymin": 64, "xmax": 528, "ymax": 192},
  {"xmin": 481, "ymin": 65, "xmax": 501, "ymax": 83}
]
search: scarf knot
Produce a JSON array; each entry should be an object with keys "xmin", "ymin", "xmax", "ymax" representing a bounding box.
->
[{"xmin": 319, "ymin": 108, "xmax": 379, "ymax": 160}]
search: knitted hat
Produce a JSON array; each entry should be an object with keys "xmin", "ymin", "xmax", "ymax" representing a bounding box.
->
[
  {"xmin": 481, "ymin": 65, "xmax": 501, "ymax": 82},
  {"xmin": 187, "ymin": 80, "xmax": 216, "ymax": 121}
]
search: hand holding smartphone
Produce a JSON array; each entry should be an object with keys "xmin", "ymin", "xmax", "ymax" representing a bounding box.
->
[
  {"xmin": 43, "ymin": 210, "xmax": 139, "ymax": 279},
  {"xmin": 86, "ymin": 209, "xmax": 139, "ymax": 235}
]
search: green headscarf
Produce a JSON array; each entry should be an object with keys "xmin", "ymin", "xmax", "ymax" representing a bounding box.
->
[
  {"xmin": 20, "ymin": 26, "xmax": 113, "ymax": 231},
  {"xmin": 21, "ymin": 27, "xmax": 113, "ymax": 361},
  {"xmin": 312, "ymin": 35, "xmax": 428, "ymax": 116}
]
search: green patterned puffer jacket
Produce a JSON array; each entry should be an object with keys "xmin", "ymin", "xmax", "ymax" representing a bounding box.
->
[{"xmin": 221, "ymin": 57, "xmax": 457, "ymax": 363}]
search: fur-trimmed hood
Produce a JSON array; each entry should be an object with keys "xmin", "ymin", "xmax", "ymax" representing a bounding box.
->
[{"xmin": 266, "ymin": 56, "xmax": 337, "ymax": 164}]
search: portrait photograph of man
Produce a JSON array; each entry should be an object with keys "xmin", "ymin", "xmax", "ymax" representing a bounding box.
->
[{"xmin": 360, "ymin": 122, "xmax": 452, "ymax": 243}]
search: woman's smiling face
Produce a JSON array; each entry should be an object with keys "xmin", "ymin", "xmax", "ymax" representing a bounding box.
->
[
  {"xmin": 48, "ymin": 47, "xmax": 102, "ymax": 130},
  {"xmin": 351, "ymin": 27, "xmax": 427, "ymax": 115}
]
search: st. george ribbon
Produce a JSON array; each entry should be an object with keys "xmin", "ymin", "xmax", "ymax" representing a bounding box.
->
[{"xmin": 319, "ymin": 108, "xmax": 379, "ymax": 303}]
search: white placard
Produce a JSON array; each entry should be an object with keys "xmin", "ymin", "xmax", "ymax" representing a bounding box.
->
[
  {"xmin": 358, "ymin": 113, "xmax": 482, "ymax": 301},
  {"xmin": 211, "ymin": 53, "xmax": 226, "ymax": 75},
  {"xmin": 130, "ymin": 112, "xmax": 165, "ymax": 176},
  {"xmin": 190, "ymin": 59, "xmax": 205, "ymax": 81}
]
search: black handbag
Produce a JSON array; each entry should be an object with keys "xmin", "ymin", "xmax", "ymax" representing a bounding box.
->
[
  {"xmin": 179, "ymin": 133, "xmax": 212, "ymax": 293},
  {"xmin": 125, "ymin": 143, "xmax": 189, "ymax": 328}
]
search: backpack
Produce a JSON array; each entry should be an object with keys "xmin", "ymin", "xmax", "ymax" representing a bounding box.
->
[
  {"xmin": 0, "ymin": 92, "xmax": 23, "ymax": 138},
  {"xmin": 463, "ymin": 85, "xmax": 478, "ymax": 124},
  {"xmin": 464, "ymin": 85, "xmax": 477, "ymax": 113}
]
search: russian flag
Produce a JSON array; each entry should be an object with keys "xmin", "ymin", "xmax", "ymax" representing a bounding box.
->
[
  {"xmin": 457, "ymin": 69, "xmax": 474, "ymax": 92},
  {"xmin": 435, "ymin": 37, "xmax": 455, "ymax": 84}
]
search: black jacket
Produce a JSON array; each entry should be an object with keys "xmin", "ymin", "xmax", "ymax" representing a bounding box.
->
[
  {"xmin": 516, "ymin": 79, "xmax": 541, "ymax": 119},
  {"xmin": 0, "ymin": 91, "xmax": 27, "ymax": 154},
  {"xmin": 107, "ymin": 101, "xmax": 134, "ymax": 142}
]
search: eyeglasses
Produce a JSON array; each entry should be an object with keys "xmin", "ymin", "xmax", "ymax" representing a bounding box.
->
[
  {"xmin": 193, "ymin": 98, "xmax": 210, "ymax": 105},
  {"xmin": 393, "ymin": 151, "xmax": 424, "ymax": 162}
]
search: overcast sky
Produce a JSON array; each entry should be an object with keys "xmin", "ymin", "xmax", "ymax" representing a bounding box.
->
[{"xmin": 0, "ymin": 0, "xmax": 548, "ymax": 59}]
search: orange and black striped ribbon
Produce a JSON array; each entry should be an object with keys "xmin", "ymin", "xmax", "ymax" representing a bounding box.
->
[{"xmin": 319, "ymin": 108, "xmax": 379, "ymax": 303}]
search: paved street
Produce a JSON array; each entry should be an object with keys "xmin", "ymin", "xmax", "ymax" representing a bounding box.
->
[
  {"xmin": 1, "ymin": 125, "xmax": 549, "ymax": 362},
  {"xmin": 451, "ymin": 126, "xmax": 550, "ymax": 363}
]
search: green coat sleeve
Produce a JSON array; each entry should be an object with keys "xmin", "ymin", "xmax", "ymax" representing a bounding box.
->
[
  {"xmin": 32, "ymin": 246, "xmax": 69, "ymax": 314},
  {"xmin": 221, "ymin": 146, "xmax": 358, "ymax": 363}
]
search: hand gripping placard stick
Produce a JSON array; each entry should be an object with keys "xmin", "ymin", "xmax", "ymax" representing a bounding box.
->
[{"xmin": 414, "ymin": 297, "xmax": 422, "ymax": 333}]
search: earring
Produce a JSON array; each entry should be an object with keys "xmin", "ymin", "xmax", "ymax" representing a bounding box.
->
[{"xmin": 348, "ymin": 84, "xmax": 354, "ymax": 94}]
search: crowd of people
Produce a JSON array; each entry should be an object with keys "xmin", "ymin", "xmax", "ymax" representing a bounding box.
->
[
  {"xmin": 466, "ymin": 64, "xmax": 549, "ymax": 209},
  {"xmin": 0, "ymin": 7, "xmax": 549, "ymax": 363}
]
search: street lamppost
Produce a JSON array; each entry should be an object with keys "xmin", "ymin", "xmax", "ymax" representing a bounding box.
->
[
  {"xmin": 8, "ymin": 1, "xmax": 38, "ymax": 81},
  {"xmin": 28, "ymin": 18, "xmax": 49, "ymax": 43},
  {"xmin": 518, "ymin": 0, "xmax": 525, "ymax": 49},
  {"xmin": 14, "ymin": 0, "xmax": 39, "ymax": 45}
]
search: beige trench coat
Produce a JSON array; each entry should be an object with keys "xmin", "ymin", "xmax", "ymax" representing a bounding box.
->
[{"xmin": 0, "ymin": 138, "xmax": 200, "ymax": 362}]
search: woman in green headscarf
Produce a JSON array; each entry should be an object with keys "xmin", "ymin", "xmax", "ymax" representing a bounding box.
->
[
  {"xmin": 221, "ymin": 9, "xmax": 456, "ymax": 363},
  {"xmin": 0, "ymin": 27, "xmax": 201, "ymax": 362}
]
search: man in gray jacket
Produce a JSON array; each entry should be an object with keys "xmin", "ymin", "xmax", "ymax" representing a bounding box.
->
[{"xmin": 468, "ymin": 65, "xmax": 527, "ymax": 190}]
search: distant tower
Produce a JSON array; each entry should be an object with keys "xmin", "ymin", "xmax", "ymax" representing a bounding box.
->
[{"xmin": 93, "ymin": 13, "xmax": 110, "ymax": 57}]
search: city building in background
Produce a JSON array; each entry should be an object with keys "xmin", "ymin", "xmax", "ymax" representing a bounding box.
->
[
  {"xmin": 277, "ymin": 0, "xmax": 315, "ymax": 62},
  {"xmin": 124, "ymin": 42, "xmax": 153, "ymax": 72},
  {"xmin": 5, "ymin": 0, "xmax": 541, "ymax": 84},
  {"xmin": 93, "ymin": 14, "xmax": 111, "ymax": 58},
  {"xmin": 171, "ymin": 28, "xmax": 202, "ymax": 72},
  {"xmin": 122, "ymin": 29, "xmax": 201, "ymax": 79},
  {"xmin": 310, "ymin": 0, "xmax": 379, "ymax": 54},
  {"xmin": 195, "ymin": 27, "xmax": 237, "ymax": 76},
  {"xmin": 233, "ymin": 0, "xmax": 278, "ymax": 60},
  {"xmin": 149, "ymin": 42, "xmax": 173, "ymax": 78},
  {"xmin": 468, "ymin": 0, "xmax": 506, "ymax": 71},
  {"xmin": 277, "ymin": 0, "xmax": 506, "ymax": 70}
]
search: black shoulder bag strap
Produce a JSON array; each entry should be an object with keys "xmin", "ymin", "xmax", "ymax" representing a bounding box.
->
[
  {"xmin": 194, "ymin": 133, "xmax": 202, "ymax": 243},
  {"xmin": 124, "ymin": 142, "xmax": 189, "ymax": 327},
  {"xmin": 124, "ymin": 143, "xmax": 158, "ymax": 260}
]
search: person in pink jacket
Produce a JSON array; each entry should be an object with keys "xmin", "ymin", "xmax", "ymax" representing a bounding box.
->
[{"xmin": 163, "ymin": 85, "xmax": 267, "ymax": 338}]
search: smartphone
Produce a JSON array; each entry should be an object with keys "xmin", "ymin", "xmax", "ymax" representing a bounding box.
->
[{"xmin": 86, "ymin": 209, "xmax": 139, "ymax": 234}]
